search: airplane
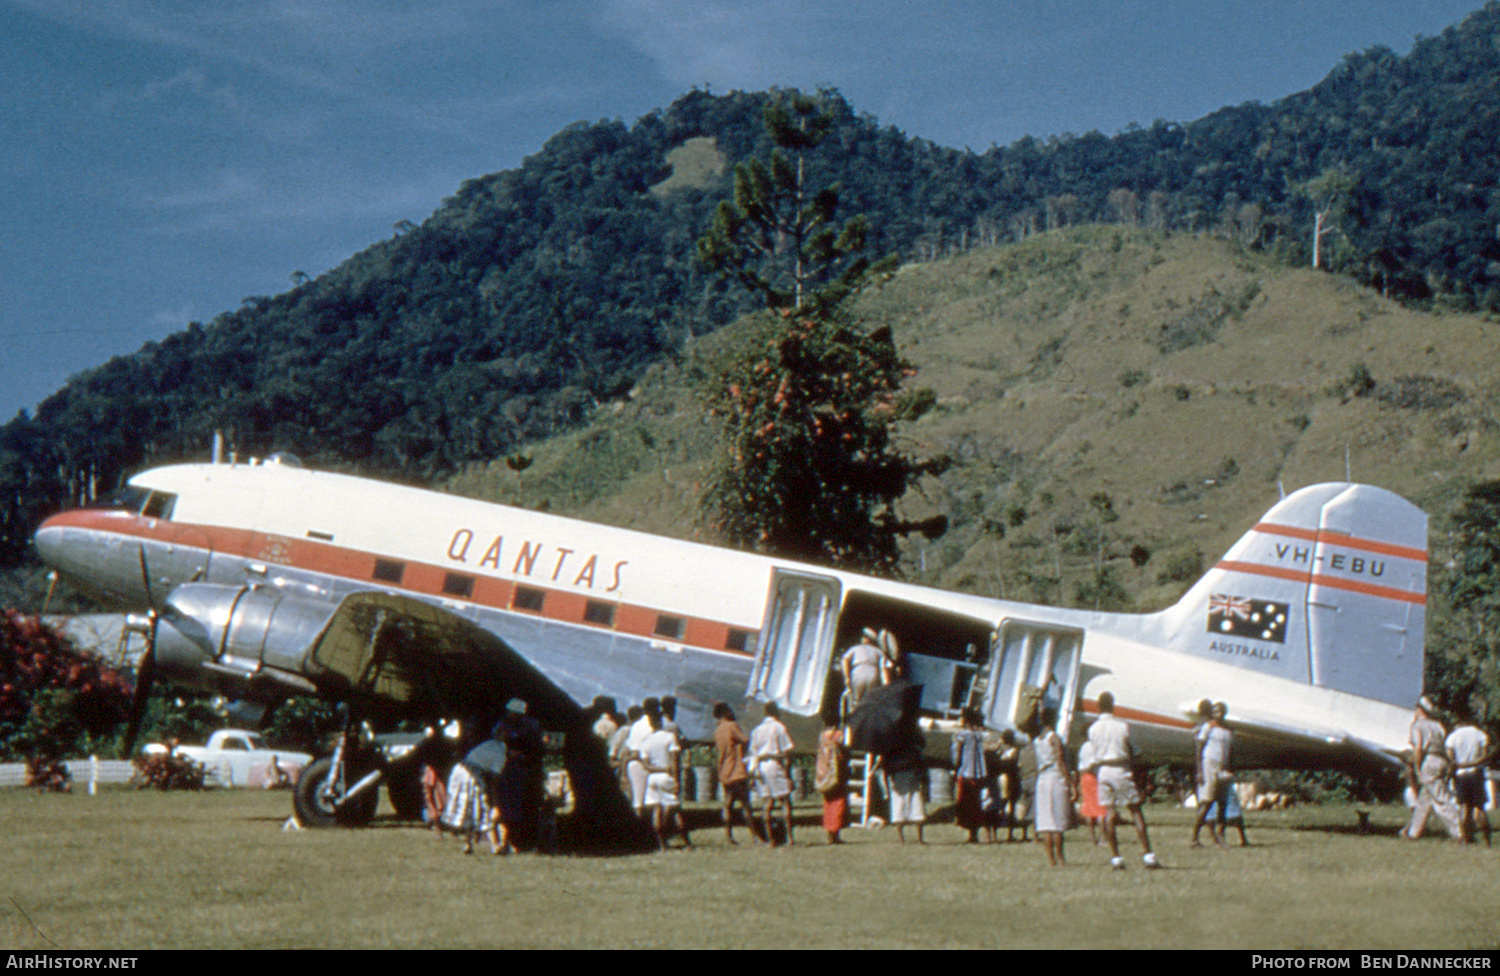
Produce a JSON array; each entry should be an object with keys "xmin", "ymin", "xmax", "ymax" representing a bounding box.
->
[{"xmin": 32, "ymin": 453, "xmax": 1428, "ymax": 837}]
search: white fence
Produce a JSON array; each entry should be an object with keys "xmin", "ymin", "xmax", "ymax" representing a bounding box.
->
[{"xmin": 0, "ymin": 758, "xmax": 137, "ymax": 789}]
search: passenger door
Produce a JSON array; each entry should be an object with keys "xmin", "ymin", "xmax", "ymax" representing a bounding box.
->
[
  {"xmin": 746, "ymin": 570, "xmax": 842, "ymax": 716},
  {"xmin": 980, "ymin": 619, "xmax": 1085, "ymax": 739}
]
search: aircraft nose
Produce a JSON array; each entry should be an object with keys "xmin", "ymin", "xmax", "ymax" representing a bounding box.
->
[
  {"xmin": 31, "ymin": 510, "xmax": 146, "ymax": 607},
  {"xmin": 33, "ymin": 516, "xmax": 67, "ymax": 570}
]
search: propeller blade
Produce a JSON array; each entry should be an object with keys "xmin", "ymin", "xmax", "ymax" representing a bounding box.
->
[
  {"xmin": 122, "ymin": 614, "xmax": 158, "ymax": 757},
  {"xmin": 137, "ymin": 544, "xmax": 157, "ymax": 612}
]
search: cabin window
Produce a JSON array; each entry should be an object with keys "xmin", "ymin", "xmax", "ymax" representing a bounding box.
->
[
  {"xmin": 442, "ymin": 572, "xmax": 475, "ymax": 598},
  {"xmin": 726, "ymin": 629, "xmax": 755, "ymax": 653},
  {"xmin": 513, "ymin": 587, "xmax": 545, "ymax": 613},
  {"xmin": 583, "ymin": 600, "xmax": 617, "ymax": 627},
  {"xmin": 372, "ymin": 559, "xmax": 405, "ymax": 584},
  {"xmin": 140, "ymin": 491, "xmax": 176, "ymax": 520},
  {"xmin": 654, "ymin": 615, "xmax": 685, "ymax": 640}
]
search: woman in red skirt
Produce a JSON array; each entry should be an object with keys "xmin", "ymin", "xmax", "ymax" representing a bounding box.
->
[{"xmin": 816, "ymin": 713, "xmax": 850, "ymax": 844}]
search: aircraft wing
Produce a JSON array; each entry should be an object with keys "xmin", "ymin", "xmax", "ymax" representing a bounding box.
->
[{"xmin": 303, "ymin": 591, "xmax": 572, "ymax": 726}]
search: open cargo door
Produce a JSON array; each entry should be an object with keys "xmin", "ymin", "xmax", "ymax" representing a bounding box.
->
[
  {"xmin": 980, "ymin": 619, "xmax": 1085, "ymax": 740},
  {"xmin": 746, "ymin": 569, "xmax": 842, "ymax": 716}
]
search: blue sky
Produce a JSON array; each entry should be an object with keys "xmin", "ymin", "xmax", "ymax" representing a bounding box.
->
[{"xmin": 0, "ymin": 0, "xmax": 1485, "ymax": 422}]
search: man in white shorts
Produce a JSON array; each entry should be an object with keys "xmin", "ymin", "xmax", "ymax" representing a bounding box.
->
[
  {"xmin": 840, "ymin": 627, "xmax": 888, "ymax": 711},
  {"xmin": 640, "ymin": 709, "xmax": 683, "ymax": 850},
  {"xmin": 750, "ymin": 701, "xmax": 796, "ymax": 846},
  {"xmin": 1086, "ymin": 691, "xmax": 1158, "ymax": 870}
]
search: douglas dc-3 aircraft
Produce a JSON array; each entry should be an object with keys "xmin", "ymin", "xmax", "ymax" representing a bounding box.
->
[{"xmin": 33, "ymin": 455, "xmax": 1427, "ymax": 834}]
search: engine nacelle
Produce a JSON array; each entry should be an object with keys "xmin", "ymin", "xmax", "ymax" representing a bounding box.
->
[{"xmin": 154, "ymin": 584, "xmax": 333, "ymax": 701}]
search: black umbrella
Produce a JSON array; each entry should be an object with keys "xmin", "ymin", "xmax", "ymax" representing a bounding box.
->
[{"xmin": 848, "ymin": 680, "xmax": 924, "ymax": 755}]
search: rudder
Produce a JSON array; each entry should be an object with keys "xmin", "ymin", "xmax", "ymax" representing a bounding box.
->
[{"xmin": 1158, "ymin": 483, "xmax": 1426, "ymax": 707}]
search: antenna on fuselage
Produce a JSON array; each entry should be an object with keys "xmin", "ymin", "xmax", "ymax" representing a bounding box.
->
[{"xmin": 212, "ymin": 430, "xmax": 223, "ymax": 464}]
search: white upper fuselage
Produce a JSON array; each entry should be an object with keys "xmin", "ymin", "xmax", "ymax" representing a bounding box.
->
[{"xmin": 35, "ymin": 461, "xmax": 1419, "ymax": 766}]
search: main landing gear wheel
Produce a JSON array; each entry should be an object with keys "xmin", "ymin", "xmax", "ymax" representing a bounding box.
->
[{"xmin": 293, "ymin": 756, "xmax": 378, "ymax": 828}]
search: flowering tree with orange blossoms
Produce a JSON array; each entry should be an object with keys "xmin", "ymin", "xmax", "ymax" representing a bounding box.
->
[{"xmin": 698, "ymin": 93, "xmax": 946, "ymax": 574}]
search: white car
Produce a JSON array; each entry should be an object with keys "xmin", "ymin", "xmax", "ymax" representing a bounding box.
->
[{"xmin": 143, "ymin": 730, "xmax": 312, "ymax": 788}]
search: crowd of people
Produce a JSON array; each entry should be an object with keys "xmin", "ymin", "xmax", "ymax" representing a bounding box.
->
[
  {"xmin": 418, "ymin": 697, "xmax": 553, "ymax": 856},
  {"xmin": 410, "ymin": 672, "xmax": 1493, "ymax": 863}
]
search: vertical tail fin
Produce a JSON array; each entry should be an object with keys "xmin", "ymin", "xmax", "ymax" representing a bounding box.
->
[{"xmin": 1157, "ymin": 484, "xmax": 1426, "ymax": 707}]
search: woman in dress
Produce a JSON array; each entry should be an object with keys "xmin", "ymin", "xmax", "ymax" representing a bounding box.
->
[
  {"xmin": 1031, "ymin": 706, "xmax": 1076, "ymax": 867},
  {"xmin": 1075, "ymin": 737, "xmax": 1104, "ymax": 846},
  {"xmin": 815, "ymin": 712, "xmax": 850, "ymax": 844},
  {"xmin": 950, "ymin": 706, "xmax": 988, "ymax": 843},
  {"xmin": 442, "ymin": 727, "xmax": 502, "ymax": 855}
]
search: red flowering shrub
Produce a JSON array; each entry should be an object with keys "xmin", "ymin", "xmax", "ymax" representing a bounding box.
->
[{"xmin": 0, "ymin": 610, "xmax": 133, "ymax": 760}]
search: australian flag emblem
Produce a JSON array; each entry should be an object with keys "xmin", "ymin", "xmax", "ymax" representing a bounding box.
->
[{"xmin": 1207, "ymin": 593, "xmax": 1288, "ymax": 643}]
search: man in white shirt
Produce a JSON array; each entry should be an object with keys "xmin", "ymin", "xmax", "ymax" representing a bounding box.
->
[
  {"xmin": 1446, "ymin": 710, "xmax": 1493, "ymax": 846},
  {"xmin": 1086, "ymin": 691, "xmax": 1158, "ymax": 870},
  {"xmin": 640, "ymin": 709, "xmax": 683, "ymax": 851},
  {"xmin": 750, "ymin": 701, "xmax": 796, "ymax": 846},
  {"xmin": 624, "ymin": 698, "xmax": 659, "ymax": 818},
  {"xmin": 840, "ymin": 627, "xmax": 888, "ymax": 710}
]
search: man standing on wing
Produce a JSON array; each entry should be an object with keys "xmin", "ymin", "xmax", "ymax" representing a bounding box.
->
[{"xmin": 1087, "ymin": 691, "xmax": 1158, "ymax": 870}]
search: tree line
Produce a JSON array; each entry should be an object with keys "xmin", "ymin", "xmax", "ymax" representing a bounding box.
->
[{"xmin": 3, "ymin": 3, "xmax": 1500, "ymax": 566}]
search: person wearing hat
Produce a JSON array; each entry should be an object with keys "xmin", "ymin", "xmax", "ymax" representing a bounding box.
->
[
  {"xmin": 840, "ymin": 626, "xmax": 889, "ymax": 711},
  {"xmin": 493, "ymin": 697, "xmax": 545, "ymax": 852},
  {"xmin": 1404, "ymin": 696, "xmax": 1463, "ymax": 842}
]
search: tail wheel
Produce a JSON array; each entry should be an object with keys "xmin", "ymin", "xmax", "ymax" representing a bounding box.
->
[{"xmin": 293, "ymin": 756, "xmax": 379, "ymax": 828}]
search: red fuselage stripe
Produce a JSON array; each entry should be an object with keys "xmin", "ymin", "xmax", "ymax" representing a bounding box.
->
[
  {"xmin": 1214, "ymin": 559, "xmax": 1426, "ymax": 605},
  {"xmin": 45, "ymin": 510, "xmax": 755, "ymax": 656},
  {"xmin": 1254, "ymin": 522, "xmax": 1427, "ymax": 563},
  {"xmin": 1077, "ymin": 698, "xmax": 1195, "ymax": 730}
]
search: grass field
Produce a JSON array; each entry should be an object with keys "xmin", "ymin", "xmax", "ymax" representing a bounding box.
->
[{"xmin": 1, "ymin": 788, "xmax": 1495, "ymax": 950}]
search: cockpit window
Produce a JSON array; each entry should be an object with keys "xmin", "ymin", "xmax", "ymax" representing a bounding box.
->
[
  {"xmin": 89, "ymin": 486, "xmax": 151, "ymax": 512},
  {"xmin": 141, "ymin": 491, "xmax": 176, "ymax": 519},
  {"xmin": 86, "ymin": 486, "xmax": 176, "ymax": 519}
]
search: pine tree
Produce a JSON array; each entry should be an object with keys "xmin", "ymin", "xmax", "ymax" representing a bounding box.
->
[{"xmin": 697, "ymin": 93, "xmax": 946, "ymax": 575}]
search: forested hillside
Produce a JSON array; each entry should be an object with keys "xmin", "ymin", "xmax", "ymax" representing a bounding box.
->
[
  {"xmin": 3, "ymin": 2, "xmax": 1499, "ymax": 567},
  {"xmin": 448, "ymin": 226, "xmax": 1500, "ymax": 723}
]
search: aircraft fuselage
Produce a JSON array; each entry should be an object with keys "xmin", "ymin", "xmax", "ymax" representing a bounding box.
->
[{"xmin": 35, "ymin": 460, "xmax": 1423, "ymax": 774}]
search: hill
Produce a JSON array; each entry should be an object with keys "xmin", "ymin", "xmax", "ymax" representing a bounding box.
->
[
  {"xmin": 447, "ymin": 227, "xmax": 1500, "ymax": 613},
  {"xmin": 5, "ymin": 2, "xmax": 1500, "ymax": 567}
]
